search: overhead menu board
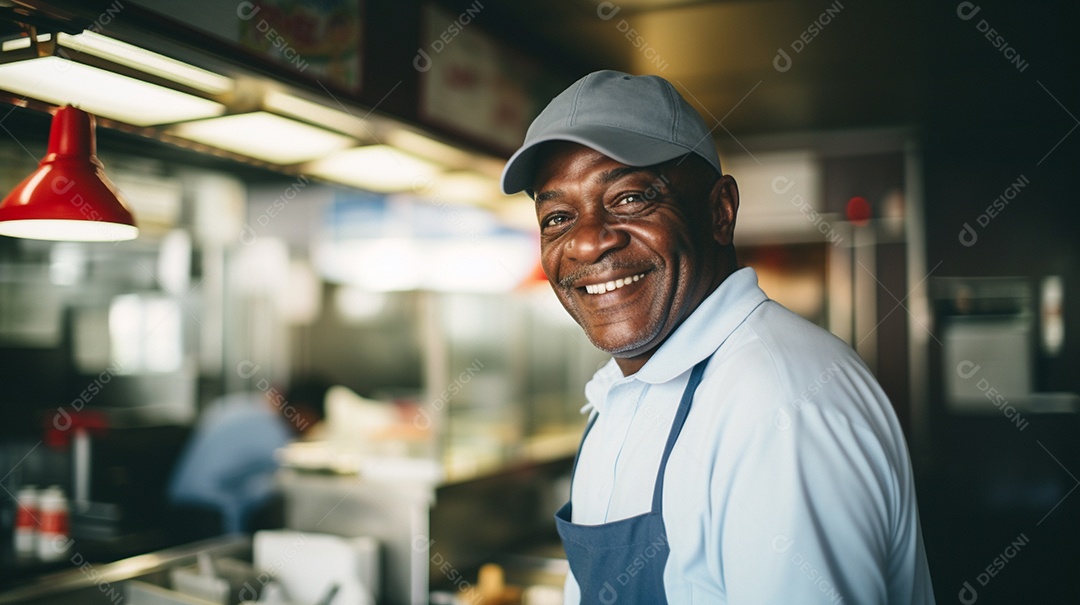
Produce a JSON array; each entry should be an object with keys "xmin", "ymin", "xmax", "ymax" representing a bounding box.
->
[
  {"xmin": 417, "ymin": 3, "xmax": 563, "ymax": 153},
  {"xmin": 129, "ymin": 0, "xmax": 363, "ymax": 91},
  {"xmin": 238, "ymin": 0, "xmax": 363, "ymax": 91}
]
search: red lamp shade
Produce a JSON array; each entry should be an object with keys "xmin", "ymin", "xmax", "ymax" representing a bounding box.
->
[{"xmin": 0, "ymin": 105, "xmax": 137, "ymax": 241}]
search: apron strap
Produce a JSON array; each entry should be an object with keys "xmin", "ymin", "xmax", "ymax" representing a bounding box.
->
[
  {"xmin": 567, "ymin": 355, "xmax": 712, "ymax": 509},
  {"xmin": 651, "ymin": 356, "xmax": 711, "ymax": 513}
]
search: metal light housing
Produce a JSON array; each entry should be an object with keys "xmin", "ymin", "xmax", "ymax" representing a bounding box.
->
[{"xmin": 0, "ymin": 105, "xmax": 137, "ymax": 241}]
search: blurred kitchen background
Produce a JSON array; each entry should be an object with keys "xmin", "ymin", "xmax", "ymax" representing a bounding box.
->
[{"xmin": 0, "ymin": 0, "xmax": 1077, "ymax": 604}]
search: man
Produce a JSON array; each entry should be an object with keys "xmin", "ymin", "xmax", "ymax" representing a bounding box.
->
[
  {"xmin": 501, "ymin": 71, "xmax": 934, "ymax": 604},
  {"xmin": 167, "ymin": 379, "xmax": 328, "ymax": 537}
]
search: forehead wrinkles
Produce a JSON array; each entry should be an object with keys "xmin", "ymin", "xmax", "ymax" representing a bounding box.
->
[
  {"xmin": 534, "ymin": 144, "xmax": 619, "ymax": 194},
  {"xmin": 537, "ymin": 164, "xmax": 668, "ymax": 207}
]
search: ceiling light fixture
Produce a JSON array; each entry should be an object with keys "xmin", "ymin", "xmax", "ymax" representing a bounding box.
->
[
  {"xmin": 54, "ymin": 31, "xmax": 234, "ymax": 95},
  {"xmin": 385, "ymin": 129, "xmax": 475, "ymax": 168},
  {"xmin": 172, "ymin": 111, "xmax": 355, "ymax": 165},
  {"xmin": 264, "ymin": 91, "xmax": 369, "ymax": 139},
  {"xmin": 0, "ymin": 105, "xmax": 138, "ymax": 242},
  {"xmin": 427, "ymin": 171, "xmax": 501, "ymax": 204},
  {"xmin": 0, "ymin": 30, "xmax": 227, "ymax": 126},
  {"xmin": 306, "ymin": 145, "xmax": 443, "ymax": 193}
]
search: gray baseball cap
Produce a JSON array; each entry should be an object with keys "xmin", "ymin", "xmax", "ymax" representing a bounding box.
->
[{"xmin": 500, "ymin": 70, "xmax": 721, "ymax": 195}]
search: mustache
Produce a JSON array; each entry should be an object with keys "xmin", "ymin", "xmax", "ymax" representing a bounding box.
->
[{"xmin": 556, "ymin": 260, "xmax": 656, "ymax": 289}]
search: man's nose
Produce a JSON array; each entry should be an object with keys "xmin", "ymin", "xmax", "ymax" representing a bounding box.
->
[{"xmin": 565, "ymin": 211, "xmax": 628, "ymax": 263}]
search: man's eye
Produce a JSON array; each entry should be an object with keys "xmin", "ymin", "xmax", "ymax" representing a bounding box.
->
[
  {"xmin": 610, "ymin": 193, "xmax": 647, "ymax": 212},
  {"xmin": 542, "ymin": 214, "xmax": 569, "ymax": 229}
]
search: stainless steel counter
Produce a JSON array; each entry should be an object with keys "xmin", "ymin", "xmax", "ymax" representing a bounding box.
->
[{"xmin": 0, "ymin": 535, "xmax": 250, "ymax": 605}]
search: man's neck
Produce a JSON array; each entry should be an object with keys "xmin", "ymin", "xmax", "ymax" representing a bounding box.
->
[{"xmin": 611, "ymin": 263, "xmax": 734, "ymax": 377}]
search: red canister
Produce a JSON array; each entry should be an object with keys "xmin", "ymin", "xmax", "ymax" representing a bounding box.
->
[
  {"xmin": 14, "ymin": 485, "xmax": 39, "ymax": 560},
  {"xmin": 36, "ymin": 486, "xmax": 69, "ymax": 562}
]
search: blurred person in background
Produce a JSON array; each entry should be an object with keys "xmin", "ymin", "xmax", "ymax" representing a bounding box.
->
[{"xmin": 166, "ymin": 378, "xmax": 329, "ymax": 540}]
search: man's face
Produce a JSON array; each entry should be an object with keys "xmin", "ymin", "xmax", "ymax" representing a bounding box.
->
[{"xmin": 532, "ymin": 142, "xmax": 734, "ymax": 368}]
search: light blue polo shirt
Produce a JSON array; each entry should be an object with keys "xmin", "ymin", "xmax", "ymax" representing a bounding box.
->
[
  {"xmin": 564, "ymin": 267, "xmax": 934, "ymax": 604},
  {"xmin": 168, "ymin": 393, "xmax": 292, "ymax": 534}
]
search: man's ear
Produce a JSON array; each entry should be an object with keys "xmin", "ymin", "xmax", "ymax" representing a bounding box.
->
[{"xmin": 710, "ymin": 175, "xmax": 739, "ymax": 246}]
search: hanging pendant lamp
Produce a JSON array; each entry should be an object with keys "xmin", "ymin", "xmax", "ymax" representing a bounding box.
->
[{"xmin": 0, "ymin": 105, "xmax": 138, "ymax": 241}]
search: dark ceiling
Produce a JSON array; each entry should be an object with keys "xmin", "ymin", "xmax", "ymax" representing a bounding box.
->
[
  {"xmin": 3, "ymin": 0, "xmax": 1076, "ymax": 167},
  {"xmin": 472, "ymin": 0, "xmax": 1080, "ymax": 146}
]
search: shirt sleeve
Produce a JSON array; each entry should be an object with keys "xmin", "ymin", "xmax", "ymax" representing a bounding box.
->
[{"xmin": 718, "ymin": 404, "xmax": 902, "ymax": 604}]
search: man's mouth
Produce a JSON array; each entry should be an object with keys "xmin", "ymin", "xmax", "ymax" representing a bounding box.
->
[{"xmin": 582, "ymin": 272, "xmax": 646, "ymax": 295}]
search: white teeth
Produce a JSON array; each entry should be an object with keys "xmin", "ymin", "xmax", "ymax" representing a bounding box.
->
[{"xmin": 584, "ymin": 273, "xmax": 644, "ymax": 294}]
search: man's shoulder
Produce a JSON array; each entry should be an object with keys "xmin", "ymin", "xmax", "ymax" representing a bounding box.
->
[
  {"xmin": 718, "ymin": 299, "xmax": 864, "ymax": 378},
  {"xmin": 747, "ymin": 299, "xmax": 851, "ymax": 351},
  {"xmin": 702, "ymin": 299, "xmax": 890, "ymax": 429}
]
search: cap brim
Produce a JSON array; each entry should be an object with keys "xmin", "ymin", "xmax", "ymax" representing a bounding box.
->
[{"xmin": 500, "ymin": 125, "xmax": 700, "ymax": 195}]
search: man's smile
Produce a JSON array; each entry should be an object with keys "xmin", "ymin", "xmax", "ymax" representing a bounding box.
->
[{"xmin": 581, "ymin": 272, "xmax": 647, "ymax": 295}]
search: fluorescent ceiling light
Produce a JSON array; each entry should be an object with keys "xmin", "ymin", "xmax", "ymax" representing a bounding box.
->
[
  {"xmin": 426, "ymin": 171, "xmax": 501, "ymax": 204},
  {"xmin": 57, "ymin": 32, "xmax": 234, "ymax": 95},
  {"xmin": 172, "ymin": 112, "xmax": 355, "ymax": 164},
  {"xmin": 306, "ymin": 145, "xmax": 442, "ymax": 192},
  {"xmin": 265, "ymin": 91, "xmax": 369, "ymax": 138},
  {"xmin": 0, "ymin": 56, "xmax": 225, "ymax": 126},
  {"xmin": 2, "ymin": 34, "xmax": 49, "ymax": 52},
  {"xmin": 385, "ymin": 129, "xmax": 474, "ymax": 167}
]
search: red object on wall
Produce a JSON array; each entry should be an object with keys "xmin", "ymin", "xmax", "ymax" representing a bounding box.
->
[{"xmin": 845, "ymin": 195, "xmax": 871, "ymax": 226}]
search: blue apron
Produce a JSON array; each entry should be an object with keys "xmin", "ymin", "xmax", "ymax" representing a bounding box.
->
[{"xmin": 556, "ymin": 357, "xmax": 710, "ymax": 605}]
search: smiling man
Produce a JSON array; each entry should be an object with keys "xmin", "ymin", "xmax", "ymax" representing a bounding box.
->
[{"xmin": 501, "ymin": 71, "xmax": 934, "ymax": 604}]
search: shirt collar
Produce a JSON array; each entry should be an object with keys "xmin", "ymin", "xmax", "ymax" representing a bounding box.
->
[
  {"xmin": 583, "ymin": 267, "xmax": 768, "ymax": 411},
  {"xmin": 637, "ymin": 266, "xmax": 767, "ymax": 383}
]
